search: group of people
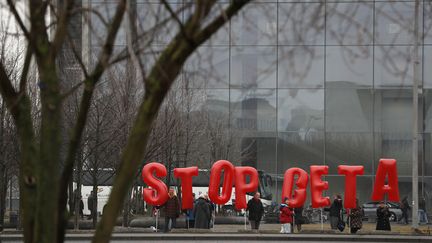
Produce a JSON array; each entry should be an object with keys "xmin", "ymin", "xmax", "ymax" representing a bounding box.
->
[{"xmin": 158, "ymin": 188, "xmax": 216, "ymax": 232}]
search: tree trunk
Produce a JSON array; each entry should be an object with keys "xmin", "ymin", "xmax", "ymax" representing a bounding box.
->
[{"xmin": 0, "ymin": 165, "xmax": 5, "ymax": 230}]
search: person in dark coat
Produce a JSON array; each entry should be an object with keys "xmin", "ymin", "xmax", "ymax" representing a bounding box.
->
[
  {"xmin": 329, "ymin": 194, "xmax": 343, "ymax": 230},
  {"xmin": 294, "ymin": 206, "xmax": 304, "ymax": 232},
  {"xmin": 348, "ymin": 199, "xmax": 364, "ymax": 234},
  {"xmin": 79, "ymin": 196, "xmax": 84, "ymax": 218},
  {"xmin": 399, "ymin": 196, "xmax": 410, "ymax": 224},
  {"xmin": 376, "ymin": 202, "xmax": 391, "ymax": 231},
  {"xmin": 246, "ymin": 192, "xmax": 264, "ymax": 231},
  {"xmin": 193, "ymin": 194, "xmax": 211, "ymax": 229},
  {"xmin": 162, "ymin": 188, "xmax": 180, "ymax": 232}
]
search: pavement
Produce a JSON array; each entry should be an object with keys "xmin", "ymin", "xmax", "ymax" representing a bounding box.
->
[{"xmin": 1, "ymin": 223, "xmax": 431, "ymax": 242}]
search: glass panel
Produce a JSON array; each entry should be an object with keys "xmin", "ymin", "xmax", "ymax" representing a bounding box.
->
[
  {"xmin": 136, "ymin": 3, "xmax": 181, "ymax": 45},
  {"xmin": 375, "ymin": 1, "xmax": 422, "ymax": 45},
  {"xmin": 278, "ymin": 46, "xmax": 325, "ymax": 88},
  {"xmin": 374, "ymin": 45, "xmax": 420, "ymax": 87},
  {"xmin": 423, "ymin": 178, "xmax": 432, "ymax": 214},
  {"xmin": 231, "ymin": 3, "xmax": 277, "ymax": 45},
  {"xmin": 423, "ymin": 46, "xmax": 432, "ymax": 88},
  {"xmin": 374, "ymin": 133, "xmax": 412, "ymax": 176},
  {"xmin": 278, "ymin": 3, "xmax": 325, "ymax": 45},
  {"xmin": 230, "ymin": 89, "xmax": 276, "ymax": 132},
  {"xmin": 424, "ymin": 2, "xmax": 432, "ymax": 44},
  {"xmin": 277, "ymin": 132, "xmax": 324, "ymax": 172},
  {"xmin": 231, "ymin": 47, "xmax": 277, "ymax": 89},
  {"xmin": 424, "ymin": 89, "xmax": 432, "ymax": 132},
  {"xmin": 423, "ymin": 133, "xmax": 432, "ymax": 176},
  {"xmin": 90, "ymin": 3, "xmax": 126, "ymax": 45},
  {"xmin": 374, "ymin": 89, "xmax": 413, "ymax": 133},
  {"xmin": 184, "ymin": 47, "xmax": 229, "ymax": 88},
  {"xmin": 326, "ymin": 46, "xmax": 373, "ymax": 88},
  {"xmin": 326, "ymin": 88, "xmax": 373, "ymax": 132},
  {"xmin": 326, "ymin": 2, "xmax": 373, "ymax": 45},
  {"xmin": 278, "ymin": 89, "xmax": 324, "ymax": 132},
  {"xmin": 326, "ymin": 133, "xmax": 373, "ymax": 174}
]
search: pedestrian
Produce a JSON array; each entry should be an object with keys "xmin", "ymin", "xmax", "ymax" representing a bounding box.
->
[
  {"xmin": 294, "ymin": 206, "xmax": 304, "ymax": 232},
  {"xmin": 246, "ymin": 192, "xmax": 264, "ymax": 231},
  {"xmin": 279, "ymin": 198, "xmax": 293, "ymax": 234},
  {"xmin": 162, "ymin": 188, "xmax": 180, "ymax": 232},
  {"xmin": 376, "ymin": 201, "xmax": 391, "ymax": 231},
  {"xmin": 399, "ymin": 196, "xmax": 410, "ymax": 224},
  {"xmin": 186, "ymin": 193, "xmax": 196, "ymax": 228},
  {"xmin": 194, "ymin": 194, "xmax": 211, "ymax": 229},
  {"xmin": 329, "ymin": 194, "xmax": 343, "ymax": 230},
  {"xmin": 87, "ymin": 191, "xmax": 94, "ymax": 220},
  {"xmin": 348, "ymin": 199, "xmax": 364, "ymax": 234},
  {"xmin": 206, "ymin": 195, "xmax": 216, "ymax": 228}
]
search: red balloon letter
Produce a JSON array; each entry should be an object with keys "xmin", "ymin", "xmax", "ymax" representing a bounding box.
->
[
  {"xmin": 281, "ymin": 168, "xmax": 308, "ymax": 208},
  {"xmin": 142, "ymin": 162, "xmax": 168, "ymax": 206},
  {"xmin": 208, "ymin": 160, "xmax": 235, "ymax": 205},
  {"xmin": 174, "ymin": 167, "xmax": 199, "ymax": 209},
  {"xmin": 310, "ymin": 165, "xmax": 330, "ymax": 208},
  {"xmin": 338, "ymin": 165, "xmax": 364, "ymax": 209},
  {"xmin": 372, "ymin": 159, "xmax": 400, "ymax": 202},
  {"xmin": 234, "ymin": 166, "xmax": 259, "ymax": 210}
]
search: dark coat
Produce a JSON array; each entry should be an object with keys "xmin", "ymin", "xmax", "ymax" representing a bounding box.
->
[
  {"xmin": 163, "ymin": 196, "xmax": 180, "ymax": 218},
  {"xmin": 247, "ymin": 198, "xmax": 264, "ymax": 221},
  {"xmin": 349, "ymin": 207, "xmax": 364, "ymax": 229},
  {"xmin": 329, "ymin": 198, "xmax": 343, "ymax": 217},
  {"xmin": 376, "ymin": 206, "xmax": 391, "ymax": 231},
  {"xmin": 279, "ymin": 204, "xmax": 293, "ymax": 224},
  {"xmin": 294, "ymin": 207, "xmax": 304, "ymax": 225},
  {"xmin": 194, "ymin": 198, "xmax": 211, "ymax": 229}
]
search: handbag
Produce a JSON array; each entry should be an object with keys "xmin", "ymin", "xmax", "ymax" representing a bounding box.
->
[{"xmin": 337, "ymin": 211, "xmax": 346, "ymax": 232}]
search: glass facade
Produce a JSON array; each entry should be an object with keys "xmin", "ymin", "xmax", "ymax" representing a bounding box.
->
[{"xmin": 88, "ymin": 0, "xmax": 432, "ymax": 214}]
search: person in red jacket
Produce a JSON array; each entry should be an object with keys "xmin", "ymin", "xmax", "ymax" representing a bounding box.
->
[{"xmin": 279, "ymin": 197, "xmax": 294, "ymax": 234}]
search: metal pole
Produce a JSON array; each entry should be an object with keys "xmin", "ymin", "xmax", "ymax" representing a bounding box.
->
[{"xmin": 412, "ymin": 0, "xmax": 420, "ymax": 229}]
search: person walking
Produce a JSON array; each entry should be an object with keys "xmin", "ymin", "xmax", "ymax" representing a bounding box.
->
[
  {"xmin": 279, "ymin": 198, "xmax": 293, "ymax": 234},
  {"xmin": 376, "ymin": 202, "xmax": 391, "ymax": 231},
  {"xmin": 348, "ymin": 199, "xmax": 364, "ymax": 234},
  {"xmin": 329, "ymin": 194, "xmax": 343, "ymax": 230},
  {"xmin": 399, "ymin": 196, "xmax": 410, "ymax": 224},
  {"xmin": 79, "ymin": 196, "xmax": 84, "ymax": 218},
  {"xmin": 246, "ymin": 192, "xmax": 264, "ymax": 231},
  {"xmin": 194, "ymin": 194, "xmax": 211, "ymax": 229},
  {"xmin": 294, "ymin": 206, "xmax": 304, "ymax": 232},
  {"xmin": 419, "ymin": 197, "xmax": 429, "ymax": 224},
  {"xmin": 162, "ymin": 188, "xmax": 180, "ymax": 232}
]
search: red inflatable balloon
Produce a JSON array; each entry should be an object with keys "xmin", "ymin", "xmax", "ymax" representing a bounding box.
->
[
  {"xmin": 142, "ymin": 162, "xmax": 169, "ymax": 206},
  {"xmin": 234, "ymin": 166, "xmax": 259, "ymax": 210},
  {"xmin": 338, "ymin": 165, "xmax": 364, "ymax": 209},
  {"xmin": 372, "ymin": 159, "xmax": 400, "ymax": 202},
  {"xmin": 208, "ymin": 160, "xmax": 235, "ymax": 205},
  {"xmin": 310, "ymin": 165, "xmax": 330, "ymax": 208},
  {"xmin": 281, "ymin": 168, "xmax": 308, "ymax": 208},
  {"xmin": 174, "ymin": 166, "xmax": 199, "ymax": 209}
]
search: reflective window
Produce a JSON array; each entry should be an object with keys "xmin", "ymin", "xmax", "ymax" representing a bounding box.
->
[
  {"xmin": 231, "ymin": 3, "xmax": 277, "ymax": 45},
  {"xmin": 326, "ymin": 46, "xmax": 373, "ymax": 88},
  {"xmin": 374, "ymin": 89, "xmax": 413, "ymax": 133},
  {"xmin": 278, "ymin": 89, "xmax": 324, "ymax": 132},
  {"xmin": 375, "ymin": 1, "xmax": 422, "ymax": 45},
  {"xmin": 277, "ymin": 132, "xmax": 324, "ymax": 171},
  {"xmin": 184, "ymin": 47, "xmax": 229, "ymax": 88},
  {"xmin": 278, "ymin": 46, "xmax": 324, "ymax": 88},
  {"xmin": 90, "ymin": 3, "xmax": 126, "ymax": 46},
  {"xmin": 231, "ymin": 47, "xmax": 277, "ymax": 88},
  {"xmin": 278, "ymin": 3, "xmax": 325, "ymax": 45},
  {"xmin": 326, "ymin": 88, "xmax": 373, "ymax": 132},
  {"xmin": 374, "ymin": 133, "xmax": 412, "ymax": 176},
  {"xmin": 230, "ymin": 89, "xmax": 276, "ymax": 132},
  {"xmin": 424, "ymin": 46, "xmax": 432, "ymax": 88},
  {"xmin": 374, "ymin": 45, "xmax": 420, "ymax": 87},
  {"xmin": 326, "ymin": 2, "xmax": 373, "ymax": 45},
  {"xmin": 326, "ymin": 133, "xmax": 373, "ymax": 174}
]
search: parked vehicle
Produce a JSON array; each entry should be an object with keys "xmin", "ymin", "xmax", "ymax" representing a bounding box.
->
[{"xmin": 362, "ymin": 201, "xmax": 402, "ymax": 222}]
